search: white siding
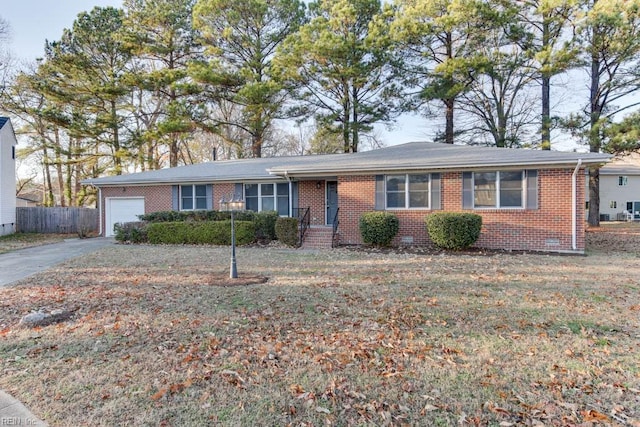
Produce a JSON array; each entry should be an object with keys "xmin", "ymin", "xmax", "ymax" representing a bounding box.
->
[
  {"xmin": 599, "ymin": 174, "xmax": 640, "ymax": 220},
  {"xmin": 0, "ymin": 120, "xmax": 16, "ymax": 236}
]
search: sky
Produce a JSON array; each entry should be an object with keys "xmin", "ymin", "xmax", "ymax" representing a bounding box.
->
[
  {"xmin": 0, "ymin": 0, "xmax": 444, "ymax": 150},
  {"xmin": 2, "ymin": 1, "xmax": 123, "ymax": 62},
  {"xmin": 0, "ymin": 0, "xmax": 585, "ymax": 153}
]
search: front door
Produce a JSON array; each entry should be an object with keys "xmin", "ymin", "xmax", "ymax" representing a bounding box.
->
[
  {"xmin": 326, "ymin": 181, "xmax": 338, "ymax": 225},
  {"xmin": 634, "ymin": 201, "xmax": 640, "ymax": 220}
]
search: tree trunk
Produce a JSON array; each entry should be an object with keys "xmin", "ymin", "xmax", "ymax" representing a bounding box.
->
[
  {"xmin": 444, "ymin": 98, "xmax": 454, "ymax": 144},
  {"xmin": 588, "ymin": 20, "xmax": 602, "ymax": 227},
  {"xmin": 541, "ymin": 75, "xmax": 551, "ymax": 150},
  {"xmin": 42, "ymin": 143, "xmax": 55, "ymax": 207},
  {"xmin": 541, "ymin": 19, "xmax": 551, "ymax": 150},
  {"xmin": 444, "ymin": 32, "xmax": 454, "ymax": 145},
  {"xmin": 111, "ymin": 100, "xmax": 123, "ymax": 175},
  {"xmin": 53, "ymin": 128, "xmax": 66, "ymax": 207},
  {"xmin": 250, "ymin": 133, "xmax": 260, "ymax": 158},
  {"xmin": 170, "ymin": 135, "xmax": 179, "ymax": 168},
  {"xmin": 352, "ymin": 86, "xmax": 359, "ymax": 153}
]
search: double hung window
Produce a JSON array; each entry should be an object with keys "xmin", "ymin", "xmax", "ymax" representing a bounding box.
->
[
  {"xmin": 385, "ymin": 174, "xmax": 430, "ymax": 209},
  {"xmin": 463, "ymin": 170, "xmax": 537, "ymax": 209},
  {"xmin": 245, "ymin": 183, "xmax": 290, "ymax": 215},
  {"xmin": 181, "ymin": 185, "xmax": 207, "ymax": 210}
]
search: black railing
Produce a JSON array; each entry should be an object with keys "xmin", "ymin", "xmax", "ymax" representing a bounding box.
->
[
  {"xmin": 293, "ymin": 207, "xmax": 310, "ymax": 247},
  {"xmin": 331, "ymin": 207, "xmax": 340, "ymax": 248}
]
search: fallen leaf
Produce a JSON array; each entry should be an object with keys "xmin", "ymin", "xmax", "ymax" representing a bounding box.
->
[
  {"xmin": 151, "ymin": 388, "xmax": 167, "ymax": 401},
  {"xmin": 581, "ymin": 409, "xmax": 609, "ymax": 422}
]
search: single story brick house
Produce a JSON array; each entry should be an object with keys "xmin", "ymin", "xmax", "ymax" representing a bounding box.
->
[{"xmin": 82, "ymin": 142, "xmax": 610, "ymax": 253}]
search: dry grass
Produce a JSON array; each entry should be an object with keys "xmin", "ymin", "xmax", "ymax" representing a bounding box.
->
[
  {"xmin": 0, "ymin": 228, "xmax": 639, "ymax": 426},
  {"xmin": 0, "ymin": 233, "xmax": 68, "ymax": 254}
]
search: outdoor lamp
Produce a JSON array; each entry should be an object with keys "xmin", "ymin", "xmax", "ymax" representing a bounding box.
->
[{"xmin": 220, "ymin": 194, "xmax": 245, "ymax": 279}]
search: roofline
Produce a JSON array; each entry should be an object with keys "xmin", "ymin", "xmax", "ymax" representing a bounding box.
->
[
  {"xmin": 82, "ymin": 176, "xmax": 289, "ymax": 187},
  {"xmin": 268, "ymin": 157, "xmax": 609, "ymax": 177}
]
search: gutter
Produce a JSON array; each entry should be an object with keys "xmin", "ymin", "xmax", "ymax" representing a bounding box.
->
[
  {"xmin": 572, "ymin": 159, "xmax": 583, "ymax": 251},
  {"xmin": 267, "ymin": 157, "xmax": 611, "ymax": 178}
]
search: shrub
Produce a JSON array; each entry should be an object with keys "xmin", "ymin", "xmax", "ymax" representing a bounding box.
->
[
  {"xmin": 254, "ymin": 211, "xmax": 278, "ymax": 241},
  {"xmin": 425, "ymin": 212, "xmax": 482, "ymax": 250},
  {"xmin": 359, "ymin": 212, "xmax": 399, "ymax": 247},
  {"xmin": 113, "ymin": 221, "xmax": 148, "ymax": 243},
  {"xmin": 275, "ymin": 217, "xmax": 299, "ymax": 247},
  {"xmin": 139, "ymin": 210, "xmax": 256, "ymax": 223},
  {"xmin": 146, "ymin": 221, "xmax": 255, "ymax": 245},
  {"xmin": 139, "ymin": 211, "xmax": 187, "ymax": 222}
]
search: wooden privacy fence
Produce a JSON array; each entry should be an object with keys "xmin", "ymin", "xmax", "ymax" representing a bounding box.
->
[{"xmin": 16, "ymin": 207, "xmax": 99, "ymax": 234}]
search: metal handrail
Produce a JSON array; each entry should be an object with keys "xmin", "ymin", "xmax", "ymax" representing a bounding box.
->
[
  {"xmin": 331, "ymin": 207, "xmax": 339, "ymax": 248},
  {"xmin": 294, "ymin": 207, "xmax": 310, "ymax": 247}
]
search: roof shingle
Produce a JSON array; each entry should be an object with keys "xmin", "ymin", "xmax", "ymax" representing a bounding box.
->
[{"xmin": 82, "ymin": 142, "xmax": 611, "ymax": 186}]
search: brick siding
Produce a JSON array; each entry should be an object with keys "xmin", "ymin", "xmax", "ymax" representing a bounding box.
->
[
  {"xmin": 100, "ymin": 185, "xmax": 172, "ymax": 234},
  {"xmin": 298, "ymin": 180, "xmax": 328, "ymax": 225},
  {"xmin": 333, "ymin": 169, "xmax": 586, "ymax": 252},
  {"xmin": 103, "ymin": 167, "xmax": 586, "ymax": 252}
]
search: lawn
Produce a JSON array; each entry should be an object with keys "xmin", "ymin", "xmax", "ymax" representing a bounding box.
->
[
  {"xmin": 0, "ymin": 233, "xmax": 68, "ymax": 254},
  {"xmin": 0, "ymin": 229, "xmax": 639, "ymax": 426}
]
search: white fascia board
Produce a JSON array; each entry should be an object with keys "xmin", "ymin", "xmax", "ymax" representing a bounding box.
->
[{"xmin": 268, "ymin": 158, "xmax": 610, "ymax": 178}]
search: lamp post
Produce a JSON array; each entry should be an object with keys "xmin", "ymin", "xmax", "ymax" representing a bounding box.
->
[{"xmin": 220, "ymin": 194, "xmax": 245, "ymax": 279}]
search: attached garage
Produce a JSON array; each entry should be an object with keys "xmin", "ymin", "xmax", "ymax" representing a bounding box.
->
[{"xmin": 105, "ymin": 197, "xmax": 145, "ymax": 237}]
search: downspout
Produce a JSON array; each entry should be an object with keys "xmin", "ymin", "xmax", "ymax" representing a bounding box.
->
[
  {"xmin": 284, "ymin": 171, "xmax": 292, "ymax": 217},
  {"xmin": 572, "ymin": 159, "xmax": 582, "ymax": 251},
  {"xmin": 97, "ymin": 186, "xmax": 103, "ymax": 237}
]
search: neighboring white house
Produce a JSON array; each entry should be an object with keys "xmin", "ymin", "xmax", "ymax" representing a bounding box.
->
[
  {"xmin": 598, "ymin": 152, "xmax": 640, "ymax": 221},
  {"xmin": 0, "ymin": 117, "xmax": 17, "ymax": 236}
]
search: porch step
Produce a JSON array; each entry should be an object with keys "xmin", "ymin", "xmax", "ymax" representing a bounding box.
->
[{"xmin": 301, "ymin": 227, "xmax": 336, "ymax": 249}]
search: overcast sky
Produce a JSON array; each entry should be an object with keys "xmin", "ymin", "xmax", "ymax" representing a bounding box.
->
[
  {"xmin": 2, "ymin": 1, "xmax": 123, "ymax": 62},
  {"xmin": 0, "ymin": 0, "xmax": 588, "ymax": 151}
]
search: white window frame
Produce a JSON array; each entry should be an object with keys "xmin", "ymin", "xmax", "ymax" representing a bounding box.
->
[
  {"xmin": 619, "ymin": 176, "xmax": 628, "ymax": 186},
  {"xmin": 473, "ymin": 170, "xmax": 525, "ymax": 209},
  {"xmin": 385, "ymin": 173, "xmax": 431, "ymax": 209},
  {"xmin": 244, "ymin": 183, "xmax": 290, "ymax": 216},
  {"xmin": 180, "ymin": 184, "xmax": 207, "ymax": 211}
]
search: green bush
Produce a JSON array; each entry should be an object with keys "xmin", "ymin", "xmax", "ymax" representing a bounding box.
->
[
  {"xmin": 139, "ymin": 210, "xmax": 256, "ymax": 223},
  {"xmin": 139, "ymin": 211, "xmax": 188, "ymax": 222},
  {"xmin": 275, "ymin": 217, "xmax": 299, "ymax": 247},
  {"xmin": 113, "ymin": 221, "xmax": 148, "ymax": 243},
  {"xmin": 425, "ymin": 212, "xmax": 482, "ymax": 250},
  {"xmin": 146, "ymin": 221, "xmax": 255, "ymax": 245},
  {"xmin": 254, "ymin": 211, "xmax": 278, "ymax": 241},
  {"xmin": 359, "ymin": 212, "xmax": 399, "ymax": 247}
]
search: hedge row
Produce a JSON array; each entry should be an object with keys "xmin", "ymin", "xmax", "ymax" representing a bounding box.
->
[
  {"xmin": 146, "ymin": 221, "xmax": 255, "ymax": 245},
  {"xmin": 115, "ymin": 211, "xmax": 295, "ymax": 246}
]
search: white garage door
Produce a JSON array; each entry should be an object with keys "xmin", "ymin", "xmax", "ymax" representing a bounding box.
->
[{"xmin": 105, "ymin": 197, "xmax": 145, "ymax": 237}]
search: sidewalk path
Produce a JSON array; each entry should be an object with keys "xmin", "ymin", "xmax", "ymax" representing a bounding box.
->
[
  {"xmin": 0, "ymin": 391, "xmax": 49, "ymax": 426},
  {"xmin": 1, "ymin": 237, "xmax": 114, "ymax": 425},
  {"xmin": 0, "ymin": 237, "xmax": 113, "ymax": 288}
]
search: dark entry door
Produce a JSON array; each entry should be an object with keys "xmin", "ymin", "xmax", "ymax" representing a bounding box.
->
[{"xmin": 326, "ymin": 181, "xmax": 338, "ymax": 225}]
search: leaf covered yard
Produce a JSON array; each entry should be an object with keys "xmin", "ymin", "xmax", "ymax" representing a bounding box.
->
[{"xmin": 1, "ymin": 232, "xmax": 639, "ymax": 426}]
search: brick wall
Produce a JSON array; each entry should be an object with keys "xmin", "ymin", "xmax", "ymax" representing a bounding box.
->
[
  {"xmin": 103, "ymin": 167, "xmax": 586, "ymax": 252},
  {"xmin": 330, "ymin": 169, "xmax": 586, "ymax": 252},
  {"xmin": 336, "ymin": 176, "xmax": 376, "ymax": 244},
  {"xmin": 298, "ymin": 180, "xmax": 327, "ymax": 225},
  {"xmin": 214, "ymin": 183, "xmax": 236, "ymax": 210},
  {"xmin": 100, "ymin": 185, "xmax": 172, "ymax": 235}
]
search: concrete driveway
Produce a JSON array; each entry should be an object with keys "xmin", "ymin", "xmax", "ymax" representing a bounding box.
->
[{"xmin": 0, "ymin": 237, "xmax": 114, "ymax": 288}]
